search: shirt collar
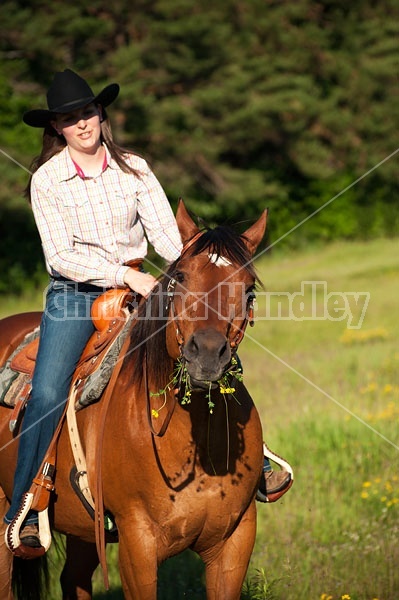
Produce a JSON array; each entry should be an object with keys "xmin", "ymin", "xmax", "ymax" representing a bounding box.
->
[{"xmin": 57, "ymin": 144, "xmax": 114, "ymax": 182}]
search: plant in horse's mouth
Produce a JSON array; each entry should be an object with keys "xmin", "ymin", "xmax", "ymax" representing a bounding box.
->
[{"xmin": 150, "ymin": 355, "xmax": 243, "ymax": 415}]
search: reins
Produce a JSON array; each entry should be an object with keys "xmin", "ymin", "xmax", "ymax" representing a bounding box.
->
[{"xmin": 144, "ymin": 350, "xmax": 177, "ymax": 437}]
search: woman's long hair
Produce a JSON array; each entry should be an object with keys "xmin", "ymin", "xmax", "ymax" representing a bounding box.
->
[{"xmin": 24, "ymin": 105, "xmax": 142, "ymax": 202}]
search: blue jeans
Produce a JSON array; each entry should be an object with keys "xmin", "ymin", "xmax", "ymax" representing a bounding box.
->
[{"xmin": 5, "ymin": 279, "xmax": 103, "ymax": 525}]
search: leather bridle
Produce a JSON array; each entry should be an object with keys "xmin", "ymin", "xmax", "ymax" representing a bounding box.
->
[
  {"xmin": 146, "ymin": 235, "xmax": 256, "ymax": 437},
  {"xmin": 165, "ymin": 233, "xmax": 256, "ymax": 355}
]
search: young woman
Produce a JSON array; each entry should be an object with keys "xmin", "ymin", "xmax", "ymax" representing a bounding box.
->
[{"xmin": 5, "ymin": 69, "xmax": 291, "ymax": 550}]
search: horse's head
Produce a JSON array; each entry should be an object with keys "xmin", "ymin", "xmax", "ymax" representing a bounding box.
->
[{"xmin": 165, "ymin": 201, "xmax": 267, "ymax": 387}]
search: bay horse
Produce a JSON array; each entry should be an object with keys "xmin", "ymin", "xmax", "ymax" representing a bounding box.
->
[{"xmin": 0, "ymin": 201, "xmax": 266, "ymax": 599}]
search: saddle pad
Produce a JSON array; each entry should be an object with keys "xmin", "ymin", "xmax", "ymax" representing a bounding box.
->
[
  {"xmin": 0, "ymin": 372, "xmax": 31, "ymax": 408},
  {"xmin": 0, "ymin": 327, "xmax": 39, "ymax": 407},
  {"xmin": 0, "ymin": 369, "xmax": 20, "ymax": 407}
]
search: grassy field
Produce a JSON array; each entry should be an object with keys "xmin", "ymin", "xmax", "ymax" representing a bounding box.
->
[
  {"xmin": 243, "ymin": 237, "xmax": 399, "ymax": 600},
  {"xmin": 1, "ymin": 237, "xmax": 398, "ymax": 599}
]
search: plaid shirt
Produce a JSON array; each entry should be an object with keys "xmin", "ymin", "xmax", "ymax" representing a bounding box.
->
[{"xmin": 31, "ymin": 146, "xmax": 182, "ymax": 287}]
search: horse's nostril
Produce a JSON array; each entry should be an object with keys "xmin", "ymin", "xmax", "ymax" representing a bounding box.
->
[
  {"xmin": 186, "ymin": 337, "xmax": 199, "ymax": 357},
  {"xmin": 219, "ymin": 342, "xmax": 228, "ymax": 360},
  {"xmin": 183, "ymin": 330, "xmax": 231, "ymax": 378}
]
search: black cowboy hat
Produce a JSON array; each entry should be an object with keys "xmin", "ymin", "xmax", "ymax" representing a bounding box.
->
[{"xmin": 23, "ymin": 69, "xmax": 120, "ymax": 128}]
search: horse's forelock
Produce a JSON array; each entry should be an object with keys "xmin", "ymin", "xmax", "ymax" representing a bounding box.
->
[{"xmin": 188, "ymin": 226, "xmax": 258, "ymax": 281}]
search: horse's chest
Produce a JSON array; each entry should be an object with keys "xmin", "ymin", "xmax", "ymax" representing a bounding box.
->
[
  {"xmin": 153, "ymin": 434, "xmax": 260, "ymax": 522},
  {"xmin": 164, "ymin": 473, "xmax": 251, "ymax": 531}
]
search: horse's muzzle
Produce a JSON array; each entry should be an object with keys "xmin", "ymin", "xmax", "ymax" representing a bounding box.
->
[{"xmin": 182, "ymin": 328, "xmax": 231, "ymax": 382}]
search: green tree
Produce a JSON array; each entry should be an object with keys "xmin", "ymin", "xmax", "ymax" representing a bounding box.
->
[{"xmin": 0, "ymin": 0, "xmax": 397, "ymax": 292}]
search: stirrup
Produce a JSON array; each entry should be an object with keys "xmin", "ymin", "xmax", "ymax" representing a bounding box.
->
[
  {"xmin": 5, "ymin": 492, "xmax": 52, "ymax": 559},
  {"xmin": 256, "ymin": 443, "xmax": 294, "ymax": 503},
  {"xmin": 263, "ymin": 442, "xmax": 294, "ymax": 478}
]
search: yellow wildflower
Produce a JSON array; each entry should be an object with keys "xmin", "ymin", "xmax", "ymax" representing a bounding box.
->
[
  {"xmin": 219, "ymin": 385, "xmax": 235, "ymax": 394},
  {"xmin": 151, "ymin": 409, "xmax": 159, "ymax": 419}
]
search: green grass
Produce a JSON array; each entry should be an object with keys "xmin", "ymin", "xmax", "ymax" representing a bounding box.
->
[
  {"xmin": 0, "ymin": 286, "xmax": 47, "ymax": 319},
  {"xmin": 2, "ymin": 237, "xmax": 398, "ymax": 599},
  {"xmin": 243, "ymin": 237, "xmax": 399, "ymax": 600}
]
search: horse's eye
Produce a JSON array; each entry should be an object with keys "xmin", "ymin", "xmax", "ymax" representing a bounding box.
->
[{"xmin": 175, "ymin": 271, "xmax": 185, "ymax": 284}]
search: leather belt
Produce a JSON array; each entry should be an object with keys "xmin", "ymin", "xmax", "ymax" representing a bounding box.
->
[{"xmin": 50, "ymin": 277, "xmax": 111, "ymax": 293}]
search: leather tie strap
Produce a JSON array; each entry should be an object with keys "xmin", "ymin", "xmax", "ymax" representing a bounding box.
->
[{"xmin": 94, "ymin": 330, "xmax": 132, "ymax": 589}]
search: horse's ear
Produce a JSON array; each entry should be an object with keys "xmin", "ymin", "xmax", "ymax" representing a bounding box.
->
[
  {"xmin": 176, "ymin": 199, "xmax": 200, "ymax": 245},
  {"xmin": 242, "ymin": 210, "xmax": 268, "ymax": 256}
]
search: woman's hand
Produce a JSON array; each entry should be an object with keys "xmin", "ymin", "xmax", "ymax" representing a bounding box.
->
[{"xmin": 123, "ymin": 268, "xmax": 158, "ymax": 297}]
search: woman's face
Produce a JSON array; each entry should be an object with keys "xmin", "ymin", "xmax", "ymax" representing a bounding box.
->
[{"xmin": 51, "ymin": 103, "xmax": 103, "ymax": 154}]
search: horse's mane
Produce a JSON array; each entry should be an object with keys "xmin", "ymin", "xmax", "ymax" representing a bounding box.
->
[{"xmin": 129, "ymin": 224, "xmax": 259, "ymax": 392}]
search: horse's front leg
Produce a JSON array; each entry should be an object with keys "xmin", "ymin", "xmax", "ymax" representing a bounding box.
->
[
  {"xmin": 60, "ymin": 535, "xmax": 100, "ymax": 600},
  {"xmin": 201, "ymin": 501, "xmax": 257, "ymax": 600},
  {"xmin": 0, "ymin": 486, "xmax": 13, "ymax": 600},
  {"xmin": 117, "ymin": 516, "xmax": 158, "ymax": 600}
]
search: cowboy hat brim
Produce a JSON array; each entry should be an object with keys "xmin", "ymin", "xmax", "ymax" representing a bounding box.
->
[{"xmin": 23, "ymin": 83, "xmax": 120, "ymax": 128}]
